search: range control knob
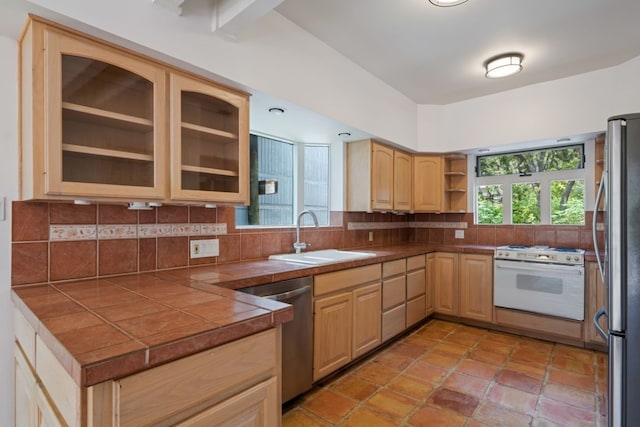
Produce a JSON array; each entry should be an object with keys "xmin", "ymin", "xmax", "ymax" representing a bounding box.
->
[
  {"xmin": 497, "ymin": 252, "xmax": 502, "ymax": 257},
  {"xmin": 574, "ymin": 256, "xmax": 580, "ymax": 262},
  {"xmin": 566, "ymin": 256, "xmax": 571, "ymax": 261}
]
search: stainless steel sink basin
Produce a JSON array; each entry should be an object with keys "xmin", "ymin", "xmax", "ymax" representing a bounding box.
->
[{"xmin": 268, "ymin": 249, "xmax": 376, "ymax": 265}]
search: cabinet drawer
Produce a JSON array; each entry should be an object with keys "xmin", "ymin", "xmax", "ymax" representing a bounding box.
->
[
  {"xmin": 407, "ymin": 254, "xmax": 426, "ymax": 271},
  {"xmin": 407, "ymin": 295, "xmax": 427, "ymax": 327},
  {"xmin": 407, "ymin": 269, "xmax": 426, "ymax": 299},
  {"xmin": 118, "ymin": 329, "xmax": 276, "ymax": 427},
  {"xmin": 382, "ymin": 275, "xmax": 406, "ymax": 310},
  {"xmin": 382, "ymin": 304, "xmax": 406, "ymax": 342},
  {"xmin": 383, "ymin": 259, "xmax": 406, "ymax": 278},
  {"xmin": 314, "ymin": 264, "xmax": 381, "ymax": 296}
]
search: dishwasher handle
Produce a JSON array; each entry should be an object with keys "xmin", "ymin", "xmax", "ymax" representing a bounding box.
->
[{"xmin": 265, "ymin": 285, "xmax": 311, "ymax": 302}]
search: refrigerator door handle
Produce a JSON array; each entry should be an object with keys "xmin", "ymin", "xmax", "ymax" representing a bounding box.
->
[
  {"xmin": 593, "ymin": 308, "xmax": 609, "ymax": 341},
  {"xmin": 593, "ymin": 173, "xmax": 606, "ymax": 282}
]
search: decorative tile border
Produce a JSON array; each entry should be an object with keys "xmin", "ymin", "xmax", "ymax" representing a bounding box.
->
[
  {"xmin": 411, "ymin": 221, "xmax": 468, "ymax": 229},
  {"xmin": 50, "ymin": 223, "xmax": 228, "ymax": 241},
  {"xmin": 348, "ymin": 222, "xmax": 410, "ymax": 231}
]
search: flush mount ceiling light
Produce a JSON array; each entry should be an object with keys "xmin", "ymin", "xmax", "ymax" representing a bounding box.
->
[
  {"xmin": 428, "ymin": 0, "xmax": 469, "ymax": 7},
  {"xmin": 268, "ymin": 107, "xmax": 285, "ymax": 115},
  {"xmin": 338, "ymin": 132, "xmax": 352, "ymax": 137},
  {"xmin": 485, "ymin": 53, "xmax": 524, "ymax": 79}
]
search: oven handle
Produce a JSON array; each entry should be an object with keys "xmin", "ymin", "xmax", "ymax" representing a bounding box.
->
[
  {"xmin": 495, "ymin": 262, "xmax": 583, "ymax": 275},
  {"xmin": 593, "ymin": 308, "xmax": 609, "ymax": 341}
]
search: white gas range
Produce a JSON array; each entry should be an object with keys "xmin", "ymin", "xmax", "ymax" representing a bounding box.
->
[{"xmin": 494, "ymin": 245, "xmax": 586, "ymax": 320}]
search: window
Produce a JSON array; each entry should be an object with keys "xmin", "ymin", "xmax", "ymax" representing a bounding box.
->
[
  {"xmin": 475, "ymin": 145, "xmax": 585, "ymax": 225},
  {"xmin": 235, "ymin": 134, "xmax": 330, "ymax": 227}
]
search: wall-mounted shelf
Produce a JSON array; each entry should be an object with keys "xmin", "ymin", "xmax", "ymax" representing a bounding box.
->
[{"xmin": 443, "ymin": 154, "xmax": 467, "ymax": 212}]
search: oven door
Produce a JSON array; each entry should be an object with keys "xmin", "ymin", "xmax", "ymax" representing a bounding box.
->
[{"xmin": 494, "ymin": 259, "xmax": 585, "ymax": 320}]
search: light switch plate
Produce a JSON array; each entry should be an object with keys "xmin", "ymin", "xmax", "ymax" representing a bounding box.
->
[
  {"xmin": 454, "ymin": 229, "xmax": 464, "ymax": 239},
  {"xmin": 190, "ymin": 239, "xmax": 219, "ymax": 258}
]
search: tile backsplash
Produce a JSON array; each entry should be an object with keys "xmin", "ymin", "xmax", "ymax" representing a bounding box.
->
[{"xmin": 11, "ymin": 201, "xmax": 600, "ymax": 286}]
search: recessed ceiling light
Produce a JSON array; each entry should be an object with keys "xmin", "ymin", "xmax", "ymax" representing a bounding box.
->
[
  {"xmin": 338, "ymin": 132, "xmax": 352, "ymax": 137},
  {"xmin": 478, "ymin": 148, "xmax": 490, "ymax": 153},
  {"xmin": 485, "ymin": 53, "xmax": 524, "ymax": 79},
  {"xmin": 428, "ymin": 0, "xmax": 469, "ymax": 7},
  {"xmin": 268, "ymin": 107, "xmax": 285, "ymax": 115}
]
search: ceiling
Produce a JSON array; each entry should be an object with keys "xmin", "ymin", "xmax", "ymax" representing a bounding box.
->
[{"xmin": 276, "ymin": 0, "xmax": 640, "ymax": 104}]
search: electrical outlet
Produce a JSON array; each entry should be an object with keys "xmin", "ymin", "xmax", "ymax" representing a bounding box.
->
[
  {"xmin": 368, "ymin": 231, "xmax": 374, "ymax": 242},
  {"xmin": 455, "ymin": 229, "xmax": 464, "ymax": 239},
  {"xmin": 190, "ymin": 239, "xmax": 219, "ymax": 258}
]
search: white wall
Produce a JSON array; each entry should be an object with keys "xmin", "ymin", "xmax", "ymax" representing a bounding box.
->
[
  {"xmin": 0, "ymin": 35, "xmax": 19, "ymax": 427},
  {"xmin": 25, "ymin": 0, "xmax": 418, "ymax": 150},
  {"xmin": 418, "ymin": 56, "xmax": 640, "ymax": 152}
]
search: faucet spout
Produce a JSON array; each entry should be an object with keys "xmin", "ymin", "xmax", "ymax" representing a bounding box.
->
[{"xmin": 293, "ymin": 210, "xmax": 319, "ymax": 253}]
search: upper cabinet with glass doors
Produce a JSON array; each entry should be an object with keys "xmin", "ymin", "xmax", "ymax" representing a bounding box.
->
[
  {"xmin": 169, "ymin": 73, "xmax": 248, "ymax": 204},
  {"xmin": 20, "ymin": 17, "xmax": 249, "ymax": 205},
  {"xmin": 21, "ymin": 18, "xmax": 166, "ymax": 200}
]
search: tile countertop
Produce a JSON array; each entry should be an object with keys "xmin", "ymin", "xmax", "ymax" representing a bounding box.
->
[{"xmin": 9, "ymin": 243, "xmax": 505, "ymax": 388}]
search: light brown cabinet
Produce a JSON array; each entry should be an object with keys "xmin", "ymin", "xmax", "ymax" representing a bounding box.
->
[
  {"xmin": 459, "ymin": 254, "xmax": 493, "ymax": 322},
  {"xmin": 14, "ymin": 309, "xmax": 280, "ymax": 427},
  {"xmin": 313, "ymin": 265, "xmax": 381, "ymax": 381},
  {"xmin": 346, "ymin": 140, "xmax": 412, "ymax": 212},
  {"xmin": 413, "ymin": 155, "xmax": 443, "ymax": 212},
  {"xmin": 20, "ymin": 17, "xmax": 249, "ymax": 204},
  {"xmin": 394, "ymin": 150, "xmax": 413, "ymax": 211},
  {"xmin": 169, "ymin": 72, "xmax": 248, "ymax": 203},
  {"xmin": 585, "ymin": 261, "xmax": 608, "ymax": 346},
  {"xmin": 426, "ymin": 253, "xmax": 436, "ymax": 315},
  {"xmin": 433, "ymin": 252, "xmax": 459, "ymax": 315},
  {"xmin": 413, "ymin": 154, "xmax": 468, "ymax": 212},
  {"xmin": 406, "ymin": 255, "xmax": 427, "ymax": 327},
  {"xmin": 381, "ymin": 259, "xmax": 407, "ymax": 342}
]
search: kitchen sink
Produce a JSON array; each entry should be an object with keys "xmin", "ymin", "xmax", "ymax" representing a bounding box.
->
[{"xmin": 268, "ymin": 249, "xmax": 376, "ymax": 265}]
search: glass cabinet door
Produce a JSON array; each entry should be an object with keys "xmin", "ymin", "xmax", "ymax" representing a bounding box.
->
[
  {"xmin": 45, "ymin": 28, "xmax": 166, "ymax": 199},
  {"xmin": 170, "ymin": 73, "xmax": 249, "ymax": 204}
]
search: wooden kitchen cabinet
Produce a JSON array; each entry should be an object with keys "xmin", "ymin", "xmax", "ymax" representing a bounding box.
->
[
  {"xmin": 413, "ymin": 155, "xmax": 443, "ymax": 212},
  {"xmin": 21, "ymin": 18, "xmax": 167, "ymax": 201},
  {"xmin": 433, "ymin": 252, "xmax": 459, "ymax": 315},
  {"xmin": 406, "ymin": 255, "xmax": 427, "ymax": 327},
  {"xmin": 346, "ymin": 140, "xmax": 412, "ymax": 212},
  {"xmin": 353, "ymin": 283, "xmax": 383, "ymax": 358},
  {"xmin": 20, "ymin": 17, "xmax": 249, "ymax": 205},
  {"xmin": 426, "ymin": 253, "xmax": 436, "ymax": 315},
  {"xmin": 459, "ymin": 254, "xmax": 493, "ymax": 322},
  {"xmin": 413, "ymin": 154, "xmax": 468, "ymax": 212},
  {"xmin": 381, "ymin": 259, "xmax": 407, "ymax": 342},
  {"xmin": 14, "ymin": 309, "xmax": 281, "ymax": 427},
  {"xmin": 585, "ymin": 261, "xmax": 608, "ymax": 346},
  {"xmin": 169, "ymin": 72, "xmax": 249, "ymax": 203},
  {"xmin": 394, "ymin": 150, "xmax": 413, "ymax": 211},
  {"xmin": 313, "ymin": 264, "xmax": 381, "ymax": 381}
]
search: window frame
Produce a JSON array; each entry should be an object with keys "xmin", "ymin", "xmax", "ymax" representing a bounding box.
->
[
  {"xmin": 235, "ymin": 133, "xmax": 331, "ymax": 228},
  {"xmin": 475, "ymin": 144, "xmax": 585, "ymax": 177},
  {"xmin": 474, "ymin": 144, "xmax": 586, "ymax": 225}
]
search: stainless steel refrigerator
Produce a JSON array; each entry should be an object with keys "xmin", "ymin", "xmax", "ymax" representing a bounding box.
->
[{"xmin": 593, "ymin": 113, "xmax": 640, "ymax": 427}]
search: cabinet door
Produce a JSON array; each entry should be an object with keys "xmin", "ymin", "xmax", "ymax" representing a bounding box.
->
[
  {"xmin": 170, "ymin": 73, "xmax": 249, "ymax": 204},
  {"xmin": 586, "ymin": 262, "xmax": 608, "ymax": 345},
  {"xmin": 413, "ymin": 156, "xmax": 443, "ymax": 212},
  {"xmin": 394, "ymin": 151, "xmax": 412, "ymax": 211},
  {"xmin": 353, "ymin": 283, "xmax": 382, "ymax": 358},
  {"xmin": 434, "ymin": 253, "xmax": 458, "ymax": 315},
  {"xmin": 36, "ymin": 385, "xmax": 65, "ymax": 427},
  {"xmin": 313, "ymin": 292, "xmax": 353, "ymax": 381},
  {"xmin": 15, "ymin": 347, "xmax": 36, "ymax": 427},
  {"xmin": 426, "ymin": 253, "xmax": 436, "ymax": 315},
  {"xmin": 40, "ymin": 25, "xmax": 166, "ymax": 199},
  {"xmin": 371, "ymin": 143, "xmax": 394, "ymax": 211},
  {"xmin": 175, "ymin": 377, "xmax": 278, "ymax": 427},
  {"xmin": 459, "ymin": 254, "xmax": 493, "ymax": 322}
]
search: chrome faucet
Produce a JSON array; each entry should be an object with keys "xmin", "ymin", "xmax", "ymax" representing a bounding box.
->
[{"xmin": 293, "ymin": 210, "xmax": 319, "ymax": 253}]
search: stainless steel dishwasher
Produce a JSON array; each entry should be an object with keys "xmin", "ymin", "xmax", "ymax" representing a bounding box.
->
[{"xmin": 239, "ymin": 276, "xmax": 313, "ymax": 403}]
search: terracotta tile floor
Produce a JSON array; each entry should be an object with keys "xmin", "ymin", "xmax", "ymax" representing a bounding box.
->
[{"xmin": 283, "ymin": 320, "xmax": 607, "ymax": 426}]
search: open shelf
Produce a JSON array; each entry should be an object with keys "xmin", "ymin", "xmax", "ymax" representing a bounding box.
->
[
  {"xmin": 181, "ymin": 122, "xmax": 237, "ymax": 140},
  {"xmin": 62, "ymin": 102, "xmax": 153, "ymax": 132},
  {"xmin": 181, "ymin": 164, "xmax": 238, "ymax": 177},
  {"xmin": 444, "ymin": 171, "xmax": 466, "ymax": 176},
  {"xmin": 62, "ymin": 144, "xmax": 154, "ymax": 162}
]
